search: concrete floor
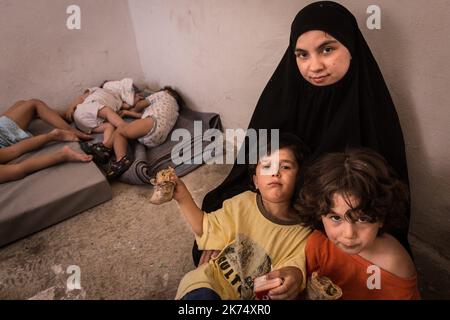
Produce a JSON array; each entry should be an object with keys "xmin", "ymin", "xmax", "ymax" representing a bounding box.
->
[
  {"xmin": 0, "ymin": 164, "xmax": 448, "ymax": 299},
  {"xmin": 0, "ymin": 164, "xmax": 233, "ymax": 300}
]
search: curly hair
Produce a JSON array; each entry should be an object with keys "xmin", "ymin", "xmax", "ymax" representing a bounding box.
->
[{"xmin": 295, "ymin": 148, "xmax": 409, "ymax": 235}]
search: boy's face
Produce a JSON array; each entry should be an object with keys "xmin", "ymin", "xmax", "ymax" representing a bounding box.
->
[
  {"xmin": 252, "ymin": 148, "xmax": 299, "ymax": 203},
  {"xmin": 321, "ymin": 193, "xmax": 383, "ymax": 255}
]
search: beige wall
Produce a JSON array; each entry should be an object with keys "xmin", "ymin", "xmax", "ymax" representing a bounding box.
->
[
  {"xmin": 0, "ymin": 0, "xmax": 144, "ymax": 112},
  {"xmin": 128, "ymin": 0, "xmax": 450, "ymax": 257}
]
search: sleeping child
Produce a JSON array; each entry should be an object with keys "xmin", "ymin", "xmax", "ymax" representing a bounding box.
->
[
  {"xmin": 65, "ymin": 78, "xmax": 141, "ymax": 164},
  {"xmin": 101, "ymin": 86, "xmax": 182, "ymax": 179}
]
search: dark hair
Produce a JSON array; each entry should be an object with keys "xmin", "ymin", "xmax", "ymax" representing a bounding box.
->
[
  {"xmin": 100, "ymin": 80, "xmax": 109, "ymax": 88},
  {"xmin": 248, "ymin": 133, "xmax": 311, "ymax": 202},
  {"xmin": 159, "ymin": 86, "xmax": 184, "ymax": 108},
  {"xmin": 295, "ymin": 148, "xmax": 409, "ymax": 235}
]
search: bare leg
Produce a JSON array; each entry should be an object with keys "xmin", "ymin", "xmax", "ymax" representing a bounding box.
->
[
  {"xmin": 98, "ymin": 106, "xmax": 126, "ymax": 129},
  {"xmin": 92, "ymin": 123, "xmax": 115, "ymax": 146},
  {"xmin": 3, "ymin": 99, "xmax": 91, "ymax": 141},
  {"xmin": 112, "ymin": 118, "xmax": 154, "ymax": 160},
  {"xmin": 0, "ymin": 146, "xmax": 92, "ymax": 184},
  {"xmin": 0, "ymin": 129, "xmax": 78, "ymax": 164}
]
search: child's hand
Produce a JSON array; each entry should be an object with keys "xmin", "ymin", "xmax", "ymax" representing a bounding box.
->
[
  {"xmin": 65, "ymin": 107, "xmax": 76, "ymax": 123},
  {"xmin": 266, "ymin": 266, "xmax": 303, "ymax": 300},
  {"xmin": 134, "ymin": 93, "xmax": 144, "ymax": 103},
  {"xmin": 121, "ymin": 102, "xmax": 132, "ymax": 110},
  {"xmin": 119, "ymin": 109, "xmax": 134, "ymax": 117},
  {"xmin": 170, "ymin": 175, "xmax": 191, "ymax": 203}
]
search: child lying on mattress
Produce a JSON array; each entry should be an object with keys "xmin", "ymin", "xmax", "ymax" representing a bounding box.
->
[
  {"xmin": 0, "ymin": 99, "xmax": 92, "ymax": 184},
  {"xmin": 82, "ymin": 86, "xmax": 182, "ymax": 180},
  {"xmin": 65, "ymin": 78, "xmax": 143, "ymax": 162}
]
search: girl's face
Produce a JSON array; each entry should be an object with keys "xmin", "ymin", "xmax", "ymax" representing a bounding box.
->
[
  {"xmin": 321, "ymin": 193, "xmax": 382, "ymax": 255},
  {"xmin": 253, "ymin": 148, "xmax": 299, "ymax": 204},
  {"xmin": 295, "ymin": 30, "xmax": 352, "ymax": 86}
]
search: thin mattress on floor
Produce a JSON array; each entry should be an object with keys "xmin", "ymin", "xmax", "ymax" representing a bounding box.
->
[{"xmin": 0, "ymin": 120, "xmax": 112, "ymax": 247}]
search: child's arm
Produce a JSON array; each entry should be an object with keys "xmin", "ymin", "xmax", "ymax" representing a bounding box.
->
[
  {"xmin": 172, "ymin": 176, "xmax": 204, "ymax": 237},
  {"xmin": 264, "ymin": 266, "xmax": 304, "ymax": 300},
  {"xmin": 121, "ymin": 102, "xmax": 132, "ymax": 110},
  {"xmin": 64, "ymin": 105, "xmax": 76, "ymax": 123},
  {"xmin": 121, "ymin": 92, "xmax": 146, "ymax": 111},
  {"xmin": 133, "ymin": 99, "xmax": 150, "ymax": 112},
  {"xmin": 134, "ymin": 93, "xmax": 144, "ymax": 103},
  {"xmin": 119, "ymin": 109, "xmax": 143, "ymax": 119}
]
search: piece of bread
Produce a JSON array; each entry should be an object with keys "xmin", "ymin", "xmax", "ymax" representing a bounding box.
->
[
  {"xmin": 149, "ymin": 167, "xmax": 176, "ymax": 205},
  {"xmin": 153, "ymin": 167, "xmax": 175, "ymax": 184},
  {"xmin": 305, "ymin": 272, "xmax": 342, "ymax": 300}
]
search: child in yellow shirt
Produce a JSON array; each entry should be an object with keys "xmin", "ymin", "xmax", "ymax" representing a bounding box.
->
[{"xmin": 172, "ymin": 133, "xmax": 312, "ymax": 300}]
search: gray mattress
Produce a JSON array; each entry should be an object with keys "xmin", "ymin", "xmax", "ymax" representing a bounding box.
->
[{"xmin": 0, "ymin": 121, "xmax": 112, "ymax": 247}]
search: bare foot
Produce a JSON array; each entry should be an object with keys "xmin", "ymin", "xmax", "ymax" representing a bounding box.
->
[
  {"xmin": 50, "ymin": 129, "xmax": 79, "ymax": 142},
  {"xmin": 61, "ymin": 146, "xmax": 93, "ymax": 162},
  {"xmin": 72, "ymin": 129, "xmax": 92, "ymax": 141}
]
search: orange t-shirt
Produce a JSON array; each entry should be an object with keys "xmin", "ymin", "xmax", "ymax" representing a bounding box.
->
[{"xmin": 305, "ymin": 231, "xmax": 420, "ymax": 300}]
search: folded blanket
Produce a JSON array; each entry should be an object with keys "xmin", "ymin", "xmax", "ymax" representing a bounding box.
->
[{"xmin": 118, "ymin": 106, "xmax": 222, "ymax": 185}]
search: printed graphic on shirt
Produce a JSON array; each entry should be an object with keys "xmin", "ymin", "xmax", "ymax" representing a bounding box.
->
[{"xmin": 216, "ymin": 233, "xmax": 272, "ymax": 299}]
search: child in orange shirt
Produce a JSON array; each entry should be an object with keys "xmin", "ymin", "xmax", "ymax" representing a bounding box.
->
[{"xmin": 295, "ymin": 148, "xmax": 420, "ymax": 299}]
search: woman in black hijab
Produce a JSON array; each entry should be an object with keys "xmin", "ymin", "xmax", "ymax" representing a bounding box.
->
[{"xmin": 194, "ymin": 1, "xmax": 411, "ymax": 264}]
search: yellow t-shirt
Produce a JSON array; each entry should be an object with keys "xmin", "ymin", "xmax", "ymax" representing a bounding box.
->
[{"xmin": 176, "ymin": 191, "xmax": 312, "ymax": 300}]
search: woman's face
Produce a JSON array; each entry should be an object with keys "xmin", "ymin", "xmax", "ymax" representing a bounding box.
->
[{"xmin": 295, "ymin": 30, "xmax": 352, "ymax": 86}]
